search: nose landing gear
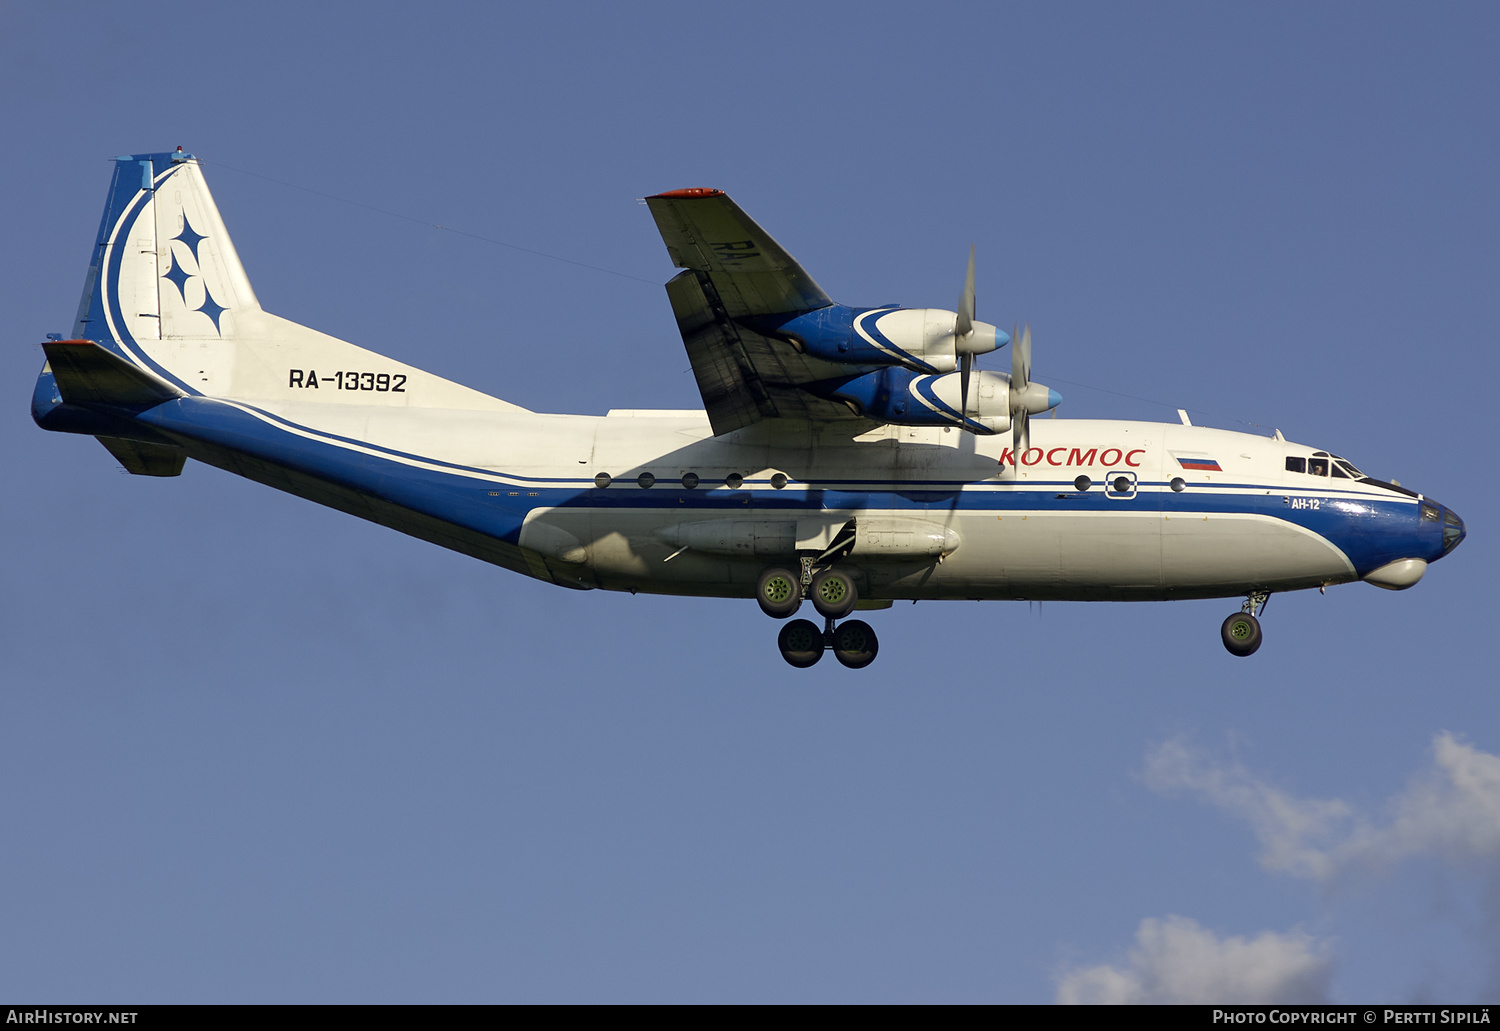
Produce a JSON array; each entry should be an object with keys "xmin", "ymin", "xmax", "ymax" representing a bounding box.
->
[{"xmin": 1221, "ymin": 591, "xmax": 1269, "ymax": 657}]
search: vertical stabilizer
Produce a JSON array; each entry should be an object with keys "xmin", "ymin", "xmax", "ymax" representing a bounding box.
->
[
  {"xmin": 73, "ymin": 150, "xmax": 260, "ymax": 355},
  {"xmin": 54, "ymin": 149, "xmax": 524, "ymax": 413},
  {"xmin": 153, "ymin": 155, "xmax": 259, "ymax": 340}
]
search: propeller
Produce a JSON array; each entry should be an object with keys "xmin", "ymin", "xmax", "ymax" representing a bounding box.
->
[
  {"xmin": 956, "ymin": 245, "xmax": 976, "ymax": 421},
  {"xmin": 948, "ymin": 246, "xmax": 1050, "ymax": 444},
  {"xmin": 1012, "ymin": 323, "xmax": 1031, "ymax": 459}
]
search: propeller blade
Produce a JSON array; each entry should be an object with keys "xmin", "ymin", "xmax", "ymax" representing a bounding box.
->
[
  {"xmin": 1010, "ymin": 323, "xmax": 1032, "ymax": 463},
  {"xmin": 1012, "ymin": 323, "xmax": 1031, "ymax": 391},
  {"xmin": 959, "ymin": 351, "xmax": 972, "ymax": 422},
  {"xmin": 955, "ymin": 244, "xmax": 975, "ymax": 339}
]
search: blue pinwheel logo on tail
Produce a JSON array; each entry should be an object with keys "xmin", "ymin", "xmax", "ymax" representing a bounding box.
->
[{"xmin": 162, "ymin": 214, "xmax": 227, "ymax": 333}]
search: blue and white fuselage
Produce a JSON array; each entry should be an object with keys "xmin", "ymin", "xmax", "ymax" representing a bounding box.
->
[{"xmin": 31, "ymin": 153, "xmax": 1466, "ymax": 662}]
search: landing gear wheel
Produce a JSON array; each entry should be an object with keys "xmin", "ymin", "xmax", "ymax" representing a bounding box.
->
[
  {"xmin": 756, "ymin": 566, "xmax": 802, "ymax": 619},
  {"xmin": 1221, "ymin": 612, "xmax": 1263, "ymax": 657},
  {"xmin": 831, "ymin": 619, "xmax": 879, "ymax": 669},
  {"xmin": 810, "ymin": 567, "xmax": 858, "ymax": 619},
  {"xmin": 778, "ymin": 618, "xmax": 824, "ymax": 668}
]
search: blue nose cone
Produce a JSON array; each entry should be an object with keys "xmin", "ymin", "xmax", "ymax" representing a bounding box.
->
[{"xmin": 1047, "ymin": 387, "xmax": 1062, "ymax": 411}]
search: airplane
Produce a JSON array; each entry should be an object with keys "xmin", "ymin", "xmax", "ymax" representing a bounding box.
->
[{"xmin": 32, "ymin": 150, "xmax": 1467, "ymax": 668}]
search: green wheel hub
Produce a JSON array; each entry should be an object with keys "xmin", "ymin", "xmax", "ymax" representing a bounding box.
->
[
  {"xmin": 762, "ymin": 576, "xmax": 794, "ymax": 604},
  {"xmin": 817, "ymin": 578, "xmax": 847, "ymax": 606},
  {"xmin": 784, "ymin": 624, "xmax": 819, "ymax": 651},
  {"xmin": 836, "ymin": 625, "xmax": 868, "ymax": 650}
]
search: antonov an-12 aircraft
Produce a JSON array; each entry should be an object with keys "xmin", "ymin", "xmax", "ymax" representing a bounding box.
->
[{"xmin": 33, "ymin": 150, "xmax": 1467, "ymax": 668}]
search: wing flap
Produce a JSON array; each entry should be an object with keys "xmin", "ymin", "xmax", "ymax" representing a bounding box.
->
[
  {"xmin": 666, "ymin": 270, "xmax": 778, "ymax": 435},
  {"xmin": 665, "ymin": 271, "xmax": 864, "ymax": 436}
]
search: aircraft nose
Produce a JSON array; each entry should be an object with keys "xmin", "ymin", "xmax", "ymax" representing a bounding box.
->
[{"xmin": 1441, "ymin": 506, "xmax": 1466, "ymax": 556}]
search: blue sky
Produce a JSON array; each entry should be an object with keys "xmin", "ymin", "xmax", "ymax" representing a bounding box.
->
[{"xmin": 2, "ymin": 1, "xmax": 1496, "ymax": 1003}]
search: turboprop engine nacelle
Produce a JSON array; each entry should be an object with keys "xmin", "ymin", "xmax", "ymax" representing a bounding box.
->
[
  {"xmin": 753, "ymin": 304, "xmax": 1009, "ymax": 375},
  {"xmin": 823, "ymin": 366, "xmax": 1057, "ymax": 434}
]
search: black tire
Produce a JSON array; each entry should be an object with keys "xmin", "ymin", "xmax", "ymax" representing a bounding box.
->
[
  {"xmin": 831, "ymin": 619, "xmax": 879, "ymax": 669},
  {"xmin": 1221, "ymin": 612, "xmax": 1263, "ymax": 657},
  {"xmin": 810, "ymin": 567, "xmax": 858, "ymax": 619},
  {"xmin": 778, "ymin": 619, "xmax": 824, "ymax": 668},
  {"xmin": 756, "ymin": 567, "xmax": 802, "ymax": 619}
]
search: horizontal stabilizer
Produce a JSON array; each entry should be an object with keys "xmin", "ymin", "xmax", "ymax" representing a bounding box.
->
[
  {"xmin": 96, "ymin": 436, "xmax": 186, "ymax": 476},
  {"xmin": 42, "ymin": 340, "xmax": 183, "ymax": 407}
]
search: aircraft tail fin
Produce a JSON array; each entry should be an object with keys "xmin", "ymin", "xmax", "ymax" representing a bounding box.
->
[
  {"xmin": 74, "ymin": 149, "xmax": 260, "ymax": 348},
  {"xmin": 57, "ymin": 149, "xmax": 524, "ymax": 413}
]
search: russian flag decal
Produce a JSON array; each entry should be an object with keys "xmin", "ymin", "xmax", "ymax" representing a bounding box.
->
[{"xmin": 1176, "ymin": 456, "xmax": 1222, "ymax": 471}]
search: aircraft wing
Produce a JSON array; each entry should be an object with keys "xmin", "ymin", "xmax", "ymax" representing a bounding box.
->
[
  {"xmin": 645, "ymin": 189, "xmax": 831, "ymax": 316},
  {"xmin": 647, "ymin": 189, "xmax": 863, "ymax": 436}
]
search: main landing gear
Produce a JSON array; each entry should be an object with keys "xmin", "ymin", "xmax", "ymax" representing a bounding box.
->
[
  {"xmin": 1221, "ymin": 591, "xmax": 1269, "ymax": 657},
  {"xmin": 759, "ymin": 562, "xmax": 879, "ymax": 668}
]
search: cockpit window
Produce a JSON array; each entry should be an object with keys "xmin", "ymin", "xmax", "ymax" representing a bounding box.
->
[
  {"xmin": 1420, "ymin": 502, "xmax": 1441, "ymax": 521},
  {"xmin": 1335, "ymin": 459, "xmax": 1365, "ymax": 478},
  {"xmin": 1285, "ymin": 456, "xmax": 1306, "ymax": 473},
  {"xmin": 1308, "ymin": 458, "xmax": 1329, "ymax": 476}
]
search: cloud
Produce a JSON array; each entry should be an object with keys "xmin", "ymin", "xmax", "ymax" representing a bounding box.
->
[
  {"xmin": 1142, "ymin": 738, "xmax": 1352, "ymax": 878},
  {"xmin": 1142, "ymin": 732, "xmax": 1500, "ymax": 881},
  {"xmin": 1351, "ymin": 733, "xmax": 1500, "ymax": 870},
  {"xmin": 1055, "ymin": 915, "xmax": 1332, "ymax": 1004}
]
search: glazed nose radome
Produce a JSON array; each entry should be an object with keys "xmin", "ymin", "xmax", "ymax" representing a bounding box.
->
[{"xmin": 1440, "ymin": 506, "xmax": 1466, "ymax": 556}]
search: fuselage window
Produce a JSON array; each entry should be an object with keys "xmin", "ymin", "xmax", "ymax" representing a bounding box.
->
[
  {"xmin": 1308, "ymin": 458, "xmax": 1329, "ymax": 476},
  {"xmin": 1285, "ymin": 456, "xmax": 1306, "ymax": 473}
]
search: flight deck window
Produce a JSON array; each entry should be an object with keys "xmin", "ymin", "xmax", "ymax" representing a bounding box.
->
[
  {"xmin": 1308, "ymin": 458, "xmax": 1329, "ymax": 476},
  {"xmin": 1335, "ymin": 460, "xmax": 1365, "ymax": 478},
  {"xmin": 1332, "ymin": 464, "xmax": 1350, "ymax": 478},
  {"xmin": 1421, "ymin": 502, "xmax": 1440, "ymax": 522},
  {"xmin": 1285, "ymin": 457, "xmax": 1306, "ymax": 473}
]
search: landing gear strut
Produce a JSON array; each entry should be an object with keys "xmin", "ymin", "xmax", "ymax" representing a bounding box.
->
[{"xmin": 1221, "ymin": 591, "xmax": 1268, "ymax": 657}]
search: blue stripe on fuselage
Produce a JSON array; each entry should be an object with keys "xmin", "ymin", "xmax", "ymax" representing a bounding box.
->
[{"xmin": 131, "ymin": 397, "xmax": 1439, "ymax": 576}]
